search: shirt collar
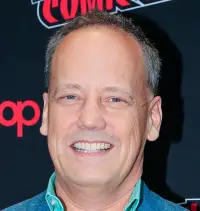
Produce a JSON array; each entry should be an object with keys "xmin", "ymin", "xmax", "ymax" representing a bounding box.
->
[
  {"xmin": 45, "ymin": 172, "xmax": 141, "ymax": 211},
  {"xmin": 45, "ymin": 172, "xmax": 64, "ymax": 211},
  {"xmin": 124, "ymin": 179, "xmax": 141, "ymax": 211}
]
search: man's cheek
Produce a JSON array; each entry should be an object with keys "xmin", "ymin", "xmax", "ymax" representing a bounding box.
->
[{"xmin": 133, "ymin": 109, "xmax": 148, "ymax": 138}]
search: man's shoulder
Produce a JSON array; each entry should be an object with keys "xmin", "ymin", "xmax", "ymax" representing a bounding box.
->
[
  {"xmin": 139, "ymin": 183, "xmax": 188, "ymax": 211},
  {"xmin": 2, "ymin": 191, "xmax": 49, "ymax": 211},
  {"xmin": 147, "ymin": 189, "xmax": 188, "ymax": 211}
]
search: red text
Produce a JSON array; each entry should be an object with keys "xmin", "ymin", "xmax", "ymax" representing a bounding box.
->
[
  {"xmin": 0, "ymin": 101, "xmax": 40, "ymax": 137},
  {"xmin": 42, "ymin": 0, "xmax": 131, "ymax": 24}
]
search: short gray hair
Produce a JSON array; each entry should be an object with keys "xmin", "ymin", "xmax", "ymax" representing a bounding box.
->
[{"xmin": 45, "ymin": 9, "xmax": 161, "ymax": 94}]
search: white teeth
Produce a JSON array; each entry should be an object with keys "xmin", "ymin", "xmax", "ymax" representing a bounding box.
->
[
  {"xmin": 97, "ymin": 143, "xmax": 101, "ymax": 150},
  {"xmin": 100, "ymin": 143, "xmax": 104, "ymax": 149},
  {"xmin": 105, "ymin": 143, "xmax": 110, "ymax": 148},
  {"xmin": 85, "ymin": 143, "xmax": 90, "ymax": 150},
  {"xmin": 91, "ymin": 143, "xmax": 96, "ymax": 150},
  {"xmin": 73, "ymin": 142, "xmax": 111, "ymax": 151}
]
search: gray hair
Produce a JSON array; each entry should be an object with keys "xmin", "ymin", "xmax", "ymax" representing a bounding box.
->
[{"xmin": 45, "ymin": 9, "xmax": 161, "ymax": 94}]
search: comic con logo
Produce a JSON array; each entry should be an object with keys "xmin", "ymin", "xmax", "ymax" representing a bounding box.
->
[{"xmin": 31, "ymin": 0, "xmax": 171, "ymax": 29}]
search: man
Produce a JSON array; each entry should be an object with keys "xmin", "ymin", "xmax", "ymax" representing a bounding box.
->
[{"xmin": 3, "ymin": 10, "xmax": 187, "ymax": 211}]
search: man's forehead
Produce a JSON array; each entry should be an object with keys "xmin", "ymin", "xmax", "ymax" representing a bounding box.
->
[
  {"xmin": 52, "ymin": 32, "xmax": 144, "ymax": 73},
  {"xmin": 50, "ymin": 26, "xmax": 146, "ymax": 93},
  {"xmin": 53, "ymin": 25, "xmax": 143, "ymax": 57}
]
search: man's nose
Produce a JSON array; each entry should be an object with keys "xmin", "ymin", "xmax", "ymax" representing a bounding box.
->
[{"xmin": 76, "ymin": 99, "xmax": 106, "ymax": 130}]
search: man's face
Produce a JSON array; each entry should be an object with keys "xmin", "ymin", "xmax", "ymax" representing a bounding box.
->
[{"xmin": 40, "ymin": 26, "xmax": 162, "ymax": 187}]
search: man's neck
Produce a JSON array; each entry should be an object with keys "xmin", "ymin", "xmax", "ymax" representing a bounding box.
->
[{"xmin": 58, "ymin": 186, "xmax": 133, "ymax": 211}]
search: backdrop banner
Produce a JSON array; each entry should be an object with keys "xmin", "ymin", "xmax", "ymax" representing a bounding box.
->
[{"xmin": 1, "ymin": 0, "xmax": 200, "ymax": 210}]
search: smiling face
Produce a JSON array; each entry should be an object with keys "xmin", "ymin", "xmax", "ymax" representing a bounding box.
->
[{"xmin": 40, "ymin": 26, "xmax": 162, "ymax": 188}]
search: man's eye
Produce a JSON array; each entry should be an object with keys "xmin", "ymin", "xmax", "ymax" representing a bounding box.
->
[
  {"xmin": 64, "ymin": 95, "xmax": 77, "ymax": 100},
  {"xmin": 109, "ymin": 97, "xmax": 123, "ymax": 102}
]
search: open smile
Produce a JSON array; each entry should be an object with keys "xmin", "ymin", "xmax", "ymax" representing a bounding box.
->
[{"xmin": 70, "ymin": 141, "xmax": 114, "ymax": 156}]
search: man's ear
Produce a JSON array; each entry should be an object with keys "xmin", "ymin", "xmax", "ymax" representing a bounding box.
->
[
  {"xmin": 147, "ymin": 96, "xmax": 162, "ymax": 141},
  {"xmin": 40, "ymin": 93, "xmax": 49, "ymax": 136}
]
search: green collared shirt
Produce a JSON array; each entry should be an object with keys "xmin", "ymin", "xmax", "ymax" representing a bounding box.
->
[{"xmin": 45, "ymin": 172, "xmax": 141, "ymax": 211}]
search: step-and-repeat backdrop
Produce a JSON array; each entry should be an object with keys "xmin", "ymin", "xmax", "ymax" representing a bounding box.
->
[{"xmin": 1, "ymin": 0, "xmax": 200, "ymax": 210}]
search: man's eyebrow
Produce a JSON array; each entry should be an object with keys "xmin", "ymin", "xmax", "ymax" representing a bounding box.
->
[
  {"xmin": 51, "ymin": 85, "xmax": 134, "ymax": 101},
  {"xmin": 103, "ymin": 86, "xmax": 134, "ymax": 101},
  {"xmin": 52, "ymin": 83, "xmax": 82, "ymax": 98}
]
